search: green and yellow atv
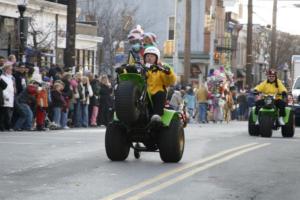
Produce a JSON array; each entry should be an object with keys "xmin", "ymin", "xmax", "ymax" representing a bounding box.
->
[
  {"xmin": 248, "ymin": 94, "xmax": 295, "ymax": 138},
  {"xmin": 105, "ymin": 64, "xmax": 185, "ymax": 163}
]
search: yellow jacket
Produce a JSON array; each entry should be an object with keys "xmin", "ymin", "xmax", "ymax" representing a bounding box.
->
[
  {"xmin": 254, "ymin": 79, "xmax": 287, "ymax": 99},
  {"xmin": 146, "ymin": 64, "xmax": 176, "ymax": 95},
  {"xmin": 196, "ymin": 86, "xmax": 208, "ymax": 103}
]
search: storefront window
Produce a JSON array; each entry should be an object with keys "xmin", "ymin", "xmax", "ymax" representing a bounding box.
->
[{"xmin": 0, "ymin": 17, "xmax": 18, "ymax": 57}]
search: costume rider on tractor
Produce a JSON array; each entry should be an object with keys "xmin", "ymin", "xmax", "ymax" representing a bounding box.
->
[
  {"xmin": 143, "ymin": 46, "xmax": 177, "ymax": 123},
  {"xmin": 254, "ymin": 68, "xmax": 287, "ymax": 125}
]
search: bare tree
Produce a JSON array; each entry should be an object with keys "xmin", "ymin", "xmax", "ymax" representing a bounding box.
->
[
  {"xmin": 252, "ymin": 26, "xmax": 271, "ymax": 67},
  {"xmin": 275, "ymin": 33, "xmax": 300, "ymax": 68},
  {"xmin": 78, "ymin": 0, "xmax": 139, "ymax": 74},
  {"xmin": 27, "ymin": 7, "xmax": 56, "ymax": 65}
]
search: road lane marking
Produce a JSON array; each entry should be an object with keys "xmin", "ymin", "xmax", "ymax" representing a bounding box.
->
[
  {"xmin": 100, "ymin": 142, "xmax": 259, "ymax": 200},
  {"xmin": 126, "ymin": 143, "xmax": 270, "ymax": 200},
  {"xmin": 0, "ymin": 142, "xmax": 45, "ymax": 145}
]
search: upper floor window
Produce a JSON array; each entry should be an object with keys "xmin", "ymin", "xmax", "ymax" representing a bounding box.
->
[{"xmin": 168, "ymin": 16, "xmax": 175, "ymax": 40}]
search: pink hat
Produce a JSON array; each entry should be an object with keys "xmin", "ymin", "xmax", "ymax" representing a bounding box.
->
[{"xmin": 70, "ymin": 79, "xmax": 78, "ymax": 88}]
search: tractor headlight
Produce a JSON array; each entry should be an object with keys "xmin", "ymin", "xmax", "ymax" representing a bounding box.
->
[{"xmin": 264, "ymin": 97, "xmax": 273, "ymax": 105}]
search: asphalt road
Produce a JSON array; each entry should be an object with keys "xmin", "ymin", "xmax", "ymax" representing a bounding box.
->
[{"xmin": 1, "ymin": 121, "xmax": 300, "ymax": 200}]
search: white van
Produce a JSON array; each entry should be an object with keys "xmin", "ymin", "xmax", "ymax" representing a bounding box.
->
[{"xmin": 292, "ymin": 76, "xmax": 300, "ymax": 102}]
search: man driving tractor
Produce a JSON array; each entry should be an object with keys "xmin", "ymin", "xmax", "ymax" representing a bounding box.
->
[
  {"xmin": 254, "ymin": 68, "xmax": 287, "ymax": 125},
  {"xmin": 143, "ymin": 46, "xmax": 176, "ymax": 123}
]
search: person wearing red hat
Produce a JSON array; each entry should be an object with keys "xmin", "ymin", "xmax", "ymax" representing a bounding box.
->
[{"xmin": 254, "ymin": 68, "xmax": 287, "ymax": 125}]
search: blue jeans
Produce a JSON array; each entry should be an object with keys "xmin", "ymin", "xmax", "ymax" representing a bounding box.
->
[
  {"xmin": 199, "ymin": 103, "xmax": 207, "ymax": 123},
  {"xmin": 61, "ymin": 110, "xmax": 69, "ymax": 128},
  {"xmin": 187, "ymin": 108, "xmax": 194, "ymax": 119},
  {"xmin": 14, "ymin": 103, "xmax": 33, "ymax": 130},
  {"xmin": 74, "ymin": 102, "xmax": 88, "ymax": 127},
  {"xmin": 238, "ymin": 104, "xmax": 247, "ymax": 120},
  {"xmin": 82, "ymin": 104, "xmax": 89, "ymax": 127},
  {"xmin": 52, "ymin": 107, "xmax": 61, "ymax": 127},
  {"xmin": 74, "ymin": 100, "xmax": 82, "ymax": 127}
]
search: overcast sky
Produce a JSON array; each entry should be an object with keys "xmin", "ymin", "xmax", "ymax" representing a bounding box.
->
[{"xmin": 226, "ymin": 0, "xmax": 300, "ymax": 35}]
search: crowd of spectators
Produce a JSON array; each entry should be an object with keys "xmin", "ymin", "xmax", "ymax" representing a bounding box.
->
[
  {"xmin": 0, "ymin": 54, "xmax": 114, "ymax": 131},
  {"xmin": 167, "ymin": 83, "xmax": 256, "ymax": 124}
]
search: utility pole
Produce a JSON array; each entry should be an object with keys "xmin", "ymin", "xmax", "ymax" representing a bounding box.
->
[
  {"xmin": 270, "ymin": 0, "xmax": 278, "ymax": 69},
  {"xmin": 64, "ymin": 0, "xmax": 77, "ymax": 70},
  {"xmin": 173, "ymin": 0, "xmax": 179, "ymax": 75},
  {"xmin": 55, "ymin": 14, "xmax": 58, "ymax": 64},
  {"xmin": 209, "ymin": 0, "xmax": 216, "ymax": 70},
  {"xmin": 246, "ymin": 0, "xmax": 253, "ymax": 87},
  {"xmin": 183, "ymin": 0, "xmax": 191, "ymax": 84}
]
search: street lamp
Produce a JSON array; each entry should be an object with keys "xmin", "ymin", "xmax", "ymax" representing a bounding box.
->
[{"xmin": 17, "ymin": 0, "xmax": 28, "ymax": 62}]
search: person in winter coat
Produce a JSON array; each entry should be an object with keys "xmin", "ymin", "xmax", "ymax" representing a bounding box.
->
[
  {"xmin": 14, "ymin": 83, "xmax": 37, "ymax": 131},
  {"xmin": 61, "ymin": 73, "xmax": 73, "ymax": 129},
  {"xmin": 143, "ymin": 46, "xmax": 176, "ymax": 123},
  {"xmin": 237, "ymin": 89, "xmax": 247, "ymax": 121},
  {"xmin": 36, "ymin": 82, "xmax": 49, "ymax": 131},
  {"xmin": 169, "ymin": 87, "xmax": 184, "ymax": 111},
  {"xmin": 51, "ymin": 80, "xmax": 66, "ymax": 128},
  {"xmin": 184, "ymin": 87, "xmax": 196, "ymax": 120},
  {"xmin": 73, "ymin": 73, "xmax": 83, "ymax": 127},
  {"xmin": 80, "ymin": 76, "xmax": 93, "ymax": 127},
  {"xmin": 13, "ymin": 62, "xmax": 27, "ymax": 95},
  {"xmin": 196, "ymin": 83, "xmax": 208, "ymax": 123},
  {"xmin": 0, "ymin": 63, "xmax": 15, "ymax": 131},
  {"xmin": 0, "ymin": 73, "xmax": 7, "ymax": 131},
  {"xmin": 89, "ymin": 75, "xmax": 101, "ymax": 126},
  {"xmin": 99, "ymin": 75, "xmax": 113, "ymax": 126}
]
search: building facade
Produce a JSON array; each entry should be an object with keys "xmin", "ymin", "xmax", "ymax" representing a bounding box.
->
[
  {"xmin": 79, "ymin": 0, "xmax": 210, "ymax": 84},
  {"xmin": 0, "ymin": 0, "xmax": 103, "ymax": 73}
]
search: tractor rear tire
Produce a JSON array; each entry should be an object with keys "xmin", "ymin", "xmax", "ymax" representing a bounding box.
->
[{"xmin": 115, "ymin": 81, "xmax": 140, "ymax": 125}]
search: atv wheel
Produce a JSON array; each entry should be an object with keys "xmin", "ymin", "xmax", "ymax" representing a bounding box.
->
[
  {"xmin": 115, "ymin": 81, "xmax": 141, "ymax": 125},
  {"xmin": 159, "ymin": 117, "xmax": 185, "ymax": 163},
  {"xmin": 248, "ymin": 111, "xmax": 260, "ymax": 136},
  {"xmin": 281, "ymin": 111, "xmax": 295, "ymax": 138},
  {"xmin": 105, "ymin": 123, "xmax": 130, "ymax": 161},
  {"xmin": 259, "ymin": 115, "xmax": 273, "ymax": 138}
]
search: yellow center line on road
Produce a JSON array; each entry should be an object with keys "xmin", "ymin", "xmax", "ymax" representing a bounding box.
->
[
  {"xmin": 100, "ymin": 142, "xmax": 260, "ymax": 200},
  {"xmin": 126, "ymin": 143, "xmax": 270, "ymax": 200}
]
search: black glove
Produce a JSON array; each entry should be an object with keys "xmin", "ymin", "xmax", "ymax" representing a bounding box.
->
[
  {"xmin": 281, "ymin": 91, "xmax": 287, "ymax": 98},
  {"xmin": 163, "ymin": 67, "xmax": 171, "ymax": 75},
  {"xmin": 115, "ymin": 65, "xmax": 126, "ymax": 74},
  {"xmin": 157, "ymin": 65, "xmax": 171, "ymax": 75},
  {"xmin": 253, "ymin": 89, "xmax": 259, "ymax": 95}
]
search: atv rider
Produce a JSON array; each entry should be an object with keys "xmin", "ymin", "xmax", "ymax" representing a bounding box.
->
[
  {"xmin": 127, "ymin": 26, "xmax": 144, "ymax": 65},
  {"xmin": 143, "ymin": 46, "xmax": 176, "ymax": 123},
  {"xmin": 254, "ymin": 69, "xmax": 287, "ymax": 125}
]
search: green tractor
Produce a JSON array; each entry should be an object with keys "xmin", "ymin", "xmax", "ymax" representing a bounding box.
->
[
  {"xmin": 248, "ymin": 94, "xmax": 295, "ymax": 138},
  {"xmin": 105, "ymin": 64, "xmax": 185, "ymax": 163}
]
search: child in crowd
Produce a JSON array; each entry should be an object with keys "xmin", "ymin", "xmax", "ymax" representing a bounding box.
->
[
  {"xmin": 36, "ymin": 82, "xmax": 49, "ymax": 131},
  {"xmin": 51, "ymin": 80, "xmax": 65, "ymax": 128}
]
